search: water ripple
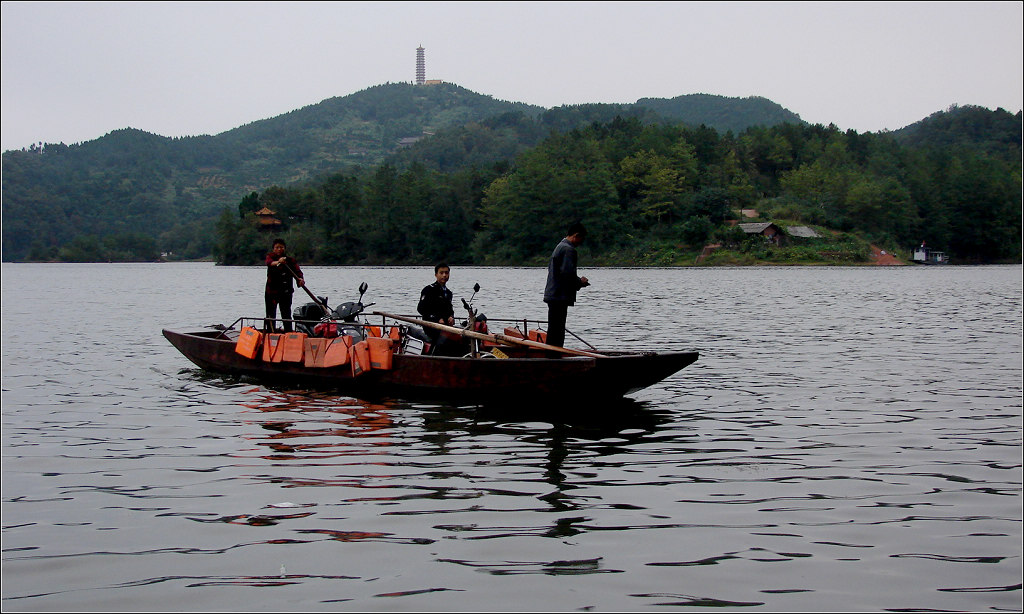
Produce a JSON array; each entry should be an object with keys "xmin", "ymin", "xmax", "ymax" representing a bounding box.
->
[{"xmin": 2, "ymin": 263, "xmax": 1021, "ymax": 611}]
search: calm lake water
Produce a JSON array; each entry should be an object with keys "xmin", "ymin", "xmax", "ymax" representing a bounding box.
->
[{"xmin": 2, "ymin": 263, "xmax": 1021, "ymax": 611}]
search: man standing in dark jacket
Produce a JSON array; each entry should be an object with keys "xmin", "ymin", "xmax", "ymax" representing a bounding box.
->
[
  {"xmin": 417, "ymin": 263, "xmax": 456, "ymax": 355},
  {"xmin": 544, "ymin": 222, "xmax": 590, "ymax": 350},
  {"xmin": 265, "ymin": 238, "xmax": 304, "ymax": 332}
]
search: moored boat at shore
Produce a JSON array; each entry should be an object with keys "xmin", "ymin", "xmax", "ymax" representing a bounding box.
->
[{"xmin": 912, "ymin": 243, "xmax": 949, "ymax": 265}]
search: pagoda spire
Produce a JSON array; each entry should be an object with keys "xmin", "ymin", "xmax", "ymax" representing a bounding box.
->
[{"xmin": 416, "ymin": 45, "xmax": 425, "ymax": 85}]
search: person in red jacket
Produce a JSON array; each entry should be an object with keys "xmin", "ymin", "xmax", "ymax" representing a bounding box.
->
[{"xmin": 264, "ymin": 238, "xmax": 304, "ymax": 332}]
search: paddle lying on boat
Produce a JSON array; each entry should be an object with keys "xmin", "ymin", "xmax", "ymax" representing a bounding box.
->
[{"xmin": 373, "ymin": 311, "xmax": 605, "ymax": 358}]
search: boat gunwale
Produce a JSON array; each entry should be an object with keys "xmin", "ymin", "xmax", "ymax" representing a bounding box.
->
[{"xmin": 162, "ymin": 327, "xmax": 694, "ymax": 361}]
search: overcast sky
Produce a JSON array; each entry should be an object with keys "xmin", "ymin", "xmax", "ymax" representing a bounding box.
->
[{"xmin": 2, "ymin": 1, "xmax": 1021, "ymax": 151}]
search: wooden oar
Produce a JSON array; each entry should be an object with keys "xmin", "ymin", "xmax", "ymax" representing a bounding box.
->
[
  {"xmin": 282, "ymin": 262, "xmax": 331, "ymax": 317},
  {"xmin": 373, "ymin": 311, "xmax": 605, "ymax": 359}
]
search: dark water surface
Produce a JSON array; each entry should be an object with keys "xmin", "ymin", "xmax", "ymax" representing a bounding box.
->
[{"xmin": 2, "ymin": 263, "xmax": 1021, "ymax": 611}]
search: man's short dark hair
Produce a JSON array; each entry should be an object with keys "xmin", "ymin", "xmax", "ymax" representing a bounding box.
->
[
  {"xmin": 434, "ymin": 262, "xmax": 450, "ymax": 273},
  {"xmin": 567, "ymin": 222, "xmax": 587, "ymax": 238},
  {"xmin": 272, "ymin": 238, "xmax": 286, "ymax": 247}
]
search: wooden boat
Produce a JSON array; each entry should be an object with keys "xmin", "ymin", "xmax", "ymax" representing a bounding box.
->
[
  {"xmin": 163, "ymin": 325, "xmax": 697, "ymax": 402},
  {"xmin": 162, "ymin": 283, "xmax": 698, "ymax": 403}
]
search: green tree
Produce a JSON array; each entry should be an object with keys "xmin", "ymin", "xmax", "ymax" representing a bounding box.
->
[
  {"xmin": 361, "ymin": 163, "xmax": 402, "ymax": 259},
  {"xmin": 215, "ymin": 207, "xmax": 264, "ymax": 265},
  {"xmin": 475, "ymin": 132, "xmax": 619, "ymax": 263},
  {"xmin": 619, "ymin": 149, "xmax": 686, "ymax": 224},
  {"xmin": 57, "ymin": 235, "xmax": 105, "ymax": 262},
  {"xmin": 319, "ymin": 173, "xmax": 364, "ymax": 262},
  {"xmin": 237, "ymin": 191, "xmax": 260, "ymax": 219}
]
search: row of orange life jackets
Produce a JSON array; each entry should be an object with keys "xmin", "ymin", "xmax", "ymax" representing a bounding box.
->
[{"xmin": 233, "ymin": 326, "xmax": 400, "ymax": 375}]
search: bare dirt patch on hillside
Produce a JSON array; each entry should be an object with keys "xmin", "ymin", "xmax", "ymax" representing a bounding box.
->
[{"xmin": 870, "ymin": 245, "xmax": 906, "ymax": 265}]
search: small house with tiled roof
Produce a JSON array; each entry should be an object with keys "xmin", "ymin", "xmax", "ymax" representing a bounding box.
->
[{"xmin": 739, "ymin": 222, "xmax": 784, "ymax": 245}]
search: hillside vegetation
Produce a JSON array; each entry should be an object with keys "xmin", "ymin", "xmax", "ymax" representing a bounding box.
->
[
  {"xmin": 2, "ymin": 83, "xmax": 809, "ymax": 262},
  {"xmin": 2, "ymin": 82, "xmax": 1020, "ymax": 265},
  {"xmin": 214, "ymin": 107, "xmax": 1022, "ymax": 267}
]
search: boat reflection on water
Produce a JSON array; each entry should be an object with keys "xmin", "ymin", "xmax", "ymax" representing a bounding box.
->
[
  {"xmin": 182, "ymin": 368, "xmax": 680, "ymax": 509},
  {"xmin": 183, "ymin": 366, "xmax": 675, "ymax": 437},
  {"xmin": 235, "ymin": 387, "xmax": 397, "ymax": 464},
  {"xmin": 177, "ymin": 369, "xmax": 703, "ymax": 579}
]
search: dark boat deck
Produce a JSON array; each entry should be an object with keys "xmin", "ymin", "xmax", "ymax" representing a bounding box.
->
[{"xmin": 163, "ymin": 327, "xmax": 698, "ymax": 403}]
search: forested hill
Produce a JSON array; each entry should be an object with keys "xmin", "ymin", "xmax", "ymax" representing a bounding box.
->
[
  {"xmin": 1, "ymin": 83, "xmax": 805, "ymax": 262},
  {"xmin": 892, "ymin": 103, "xmax": 1023, "ymax": 158},
  {"xmin": 0, "ymin": 83, "xmax": 537, "ymax": 261},
  {"xmin": 2, "ymin": 82, "xmax": 1020, "ymax": 265},
  {"xmin": 635, "ymin": 94, "xmax": 802, "ymax": 134},
  {"xmin": 211, "ymin": 107, "xmax": 1020, "ymax": 267}
]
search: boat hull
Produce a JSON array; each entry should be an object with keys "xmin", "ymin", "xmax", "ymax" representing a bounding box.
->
[{"xmin": 162, "ymin": 328, "xmax": 698, "ymax": 403}]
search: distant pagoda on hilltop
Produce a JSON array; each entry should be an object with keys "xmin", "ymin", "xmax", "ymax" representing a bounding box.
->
[
  {"xmin": 416, "ymin": 46, "xmax": 425, "ymax": 85},
  {"xmin": 415, "ymin": 45, "xmax": 443, "ymax": 86}
]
